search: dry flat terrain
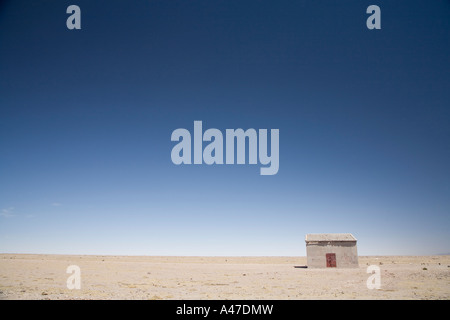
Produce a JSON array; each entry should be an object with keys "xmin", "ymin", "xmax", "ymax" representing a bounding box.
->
[{"xmin": 0, "ymin": 254, "xmax": 448, "ymax": 300}]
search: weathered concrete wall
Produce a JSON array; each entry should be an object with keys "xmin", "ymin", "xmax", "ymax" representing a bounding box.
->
[{"xmin": 306, "ymin": 241, "xmax": 358, "ymax": 268}]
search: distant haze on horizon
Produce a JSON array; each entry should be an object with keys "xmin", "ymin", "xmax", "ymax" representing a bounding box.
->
[{"xmin": 0, "ymin": 0, "xmax": 449, "ymax": 257}]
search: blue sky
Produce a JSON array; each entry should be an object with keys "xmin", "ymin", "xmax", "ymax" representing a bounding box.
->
[{"xmin": 0, "ymin": 0, "xmax": 449, "ymax": 256}]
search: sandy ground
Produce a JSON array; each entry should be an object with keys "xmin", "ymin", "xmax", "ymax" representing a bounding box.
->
[{"xmin": 0, "ymin": 254, "xmax": 448, "ymax": 300}]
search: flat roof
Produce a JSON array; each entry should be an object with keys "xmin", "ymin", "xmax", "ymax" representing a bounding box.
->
[{"xmin": 305, "ymin": 233, "xmax": 357, "ymax": 242}]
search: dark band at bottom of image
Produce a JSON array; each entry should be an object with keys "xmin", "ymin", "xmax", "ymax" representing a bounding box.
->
[{"xmin": 2, "ymin": 299, "xmax": 440, "ymax": 318}]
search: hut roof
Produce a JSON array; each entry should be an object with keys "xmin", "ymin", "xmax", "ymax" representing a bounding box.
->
[{"xmin": 305, "ymin": 233, "xmax": 357, "ymax": 242}]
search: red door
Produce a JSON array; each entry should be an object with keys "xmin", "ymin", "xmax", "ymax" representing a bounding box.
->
[{"xmin": 326, "ymin": 253, "xmax": 336, "ymax": 267}]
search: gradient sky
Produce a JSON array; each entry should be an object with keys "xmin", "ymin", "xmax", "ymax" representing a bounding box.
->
[{"xmin": 0, "ymin": 0, "xmax": 449, "ymax": 256}]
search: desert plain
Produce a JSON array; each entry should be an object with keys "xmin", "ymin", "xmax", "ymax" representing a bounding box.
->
[{"xmin": 0, "ymin": 254, "xmax": 448, "ymax": 300}]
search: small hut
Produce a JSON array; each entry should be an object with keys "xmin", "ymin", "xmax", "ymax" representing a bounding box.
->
[{"xmin": 305, "ymin": 233, "xmax": 358, "ymax": 268}]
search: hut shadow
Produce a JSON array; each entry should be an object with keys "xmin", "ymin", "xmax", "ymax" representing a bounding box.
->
[{"xmin": 293, "ymin": 265, "xmax": 308, "ymax": 268}]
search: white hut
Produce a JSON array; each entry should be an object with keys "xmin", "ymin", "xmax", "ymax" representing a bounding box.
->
[{"xmin": 305, "ymin": 233, "xmax": 358, "ymax": 268}]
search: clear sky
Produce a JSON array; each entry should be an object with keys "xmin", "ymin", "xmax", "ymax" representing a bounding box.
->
[{"xmin": 0, "ymin": 0, "xmax": 449, "ymax": 256}]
